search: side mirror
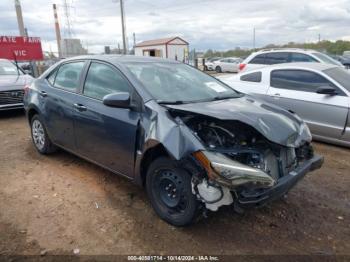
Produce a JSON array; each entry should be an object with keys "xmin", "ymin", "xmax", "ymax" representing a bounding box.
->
[
  {"xmin": 316, "ymin": 86, "xmax": 337, "ymax": 95},
  {"xmin": 103, "ymin": 92, "xmax": 130, "ymax": 108}
]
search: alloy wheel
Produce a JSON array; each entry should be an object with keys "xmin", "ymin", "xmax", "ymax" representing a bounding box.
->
[{"xmin": 32, "ymin": 119, "xmax": 45, "ymax": 150}]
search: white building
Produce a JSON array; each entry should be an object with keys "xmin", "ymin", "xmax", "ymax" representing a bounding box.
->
[
  {"xmin": 60, "ymin": 38, "xmax": 87, "ymax": 58},
  {"xmin": 135, "ymin": 37, "xmax": 189, "ymax": 62}
]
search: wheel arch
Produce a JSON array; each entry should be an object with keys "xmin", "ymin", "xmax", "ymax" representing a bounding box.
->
[
  {"xmin": 138, "ymin": 143, "xmax": 172, "ymax": 187},
  {"xmin": 27, "ymin": 105, "xmax": 41, "ymax": 124}
]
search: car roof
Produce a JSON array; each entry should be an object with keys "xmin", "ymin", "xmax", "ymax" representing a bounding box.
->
[
  {"xmin": 62, "ymin": 54, "xmax": 181, "ymax": 64},
  {"xmin": 223, "ymin": 57, "xmax": 239, "ymax": 59},
  {"xmin": 244, "ymin": 62, "xmax": 338, "ymax": 72},
  {"xmin": 254, "ymin": 48, "xmax": 318, "ymax": 54}
]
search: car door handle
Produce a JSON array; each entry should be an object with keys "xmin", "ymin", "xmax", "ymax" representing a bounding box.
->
[
  {"xmin": 272, "ymin": 93, "xmax": 280, "ymax": 99},
  {"xmin": 73, "ymin": 103, "xmax": 87, "ymax": 111},
  {"xmin": 39, "ymin": 91, "xmax": 48, "ymax": 97}
]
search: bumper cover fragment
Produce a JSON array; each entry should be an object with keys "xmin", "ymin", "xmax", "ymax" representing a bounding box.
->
[{"xmin": 237, "ymin": 154, "xmax": 324, "ymax": 208}]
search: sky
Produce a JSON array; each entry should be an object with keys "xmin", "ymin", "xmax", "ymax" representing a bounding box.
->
[{"xmin": 1, "ymin": 0, "xmax": 350, "ymax": 54}]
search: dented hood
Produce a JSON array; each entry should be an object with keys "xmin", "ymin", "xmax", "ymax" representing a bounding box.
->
[{"xmin": 166, "ymin": 95, "xmax": 311, "ymax": 147}]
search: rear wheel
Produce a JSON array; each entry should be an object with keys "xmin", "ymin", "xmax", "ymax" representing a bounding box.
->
[
  {"xmin": 31, "ymin": 115, "xmax": 57, "ymax": 154},
  {"xmin": 215, "ymin": 66, "xmax": 222, "ymax": 73},
  {"xmin": 146, "ymin": 157, "xmax": 199, "ymax": 226}
]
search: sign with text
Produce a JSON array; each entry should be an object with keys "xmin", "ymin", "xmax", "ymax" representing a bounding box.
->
[{"xmin": 0, "ymin": 36, "xmax": 44, "ymax": 61}]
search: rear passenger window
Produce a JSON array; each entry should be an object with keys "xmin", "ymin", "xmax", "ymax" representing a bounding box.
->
[
  {"xmin": 249, "ymin": 54, "xmax": 266, "ymax": 64},
  {"xmin": 240, "ymin": 72, "xmax": 262, "ymax": 82},
  {"xmin": 264, "ymin": 52, "xmax": 289, "ymax": 65},
  {"xmin": 291, "ymin": 53, "xmax": 317, "ymax": 62},
  {"xmin": 54, "ymin": 62, "xmax": 85, "ymax": 92},
  {"xmin": 83, "ymin": 62, "xmax": 131, "ymax": 100},
  {"xmin": 271, "ymin": 69, "xmax": 336, "ymax": 93}
]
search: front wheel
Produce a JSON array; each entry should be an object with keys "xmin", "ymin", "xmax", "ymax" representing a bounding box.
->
[
  {"xmin": 31, "ymin": 115, "xmax": 57, "ymax": 154},
  {"xmin": 215, "ymin": 66, "xmax": 222, "ymax": 73},
  {"xmin": 146, "ymin": 157, "xmax": 199, "ymax": 226}
]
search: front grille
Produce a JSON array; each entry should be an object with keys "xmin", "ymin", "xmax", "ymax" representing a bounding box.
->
[{"xmin": 0, "ymin": 90, "xmax": 24, "ymax": 105}]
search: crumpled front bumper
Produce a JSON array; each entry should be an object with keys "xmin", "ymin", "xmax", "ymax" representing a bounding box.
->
[{"xmin": 236, "ymin": 154, "xmax": 324, "ymax": 208}]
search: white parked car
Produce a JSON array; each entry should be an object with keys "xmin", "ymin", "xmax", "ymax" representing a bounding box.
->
[
  {"xmin": 218, "ymin": 63, "xmax": 350, "ymax": 147},
  {"xmin": 204, "ymin": 57, "xmax": 221, "ymax": 71},
  {"xmin": 239, "ymin": 48, "xmax": 343, "ymax": 72},
  {"xmin": 213, "ymin": 57, "xmax": 241, "ymax": 73}
]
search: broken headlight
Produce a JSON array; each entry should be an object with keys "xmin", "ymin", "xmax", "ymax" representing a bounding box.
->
[{"xmin": 194, "ymin": 151, "xmax": 275, "ymax": 188}]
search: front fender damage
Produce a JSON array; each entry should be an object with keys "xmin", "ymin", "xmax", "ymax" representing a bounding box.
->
[{"xmin": 140, "ymin": 101, "xmax": 321, "ymax": 213}]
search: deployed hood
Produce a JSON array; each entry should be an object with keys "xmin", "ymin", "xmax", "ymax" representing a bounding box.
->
[
  {"xmin": 0, "ymin": 74, "xmax": 33, "ymax": 90},
  {"xmin": 166, "ymin": 95, "xmax": 311, "ymax": 147}
]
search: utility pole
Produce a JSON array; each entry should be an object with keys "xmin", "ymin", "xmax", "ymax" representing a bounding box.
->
[
  {"xmin": 318, "ymin": 34, "xmax": 321, "ymax": 43},
  {"xmin": 133, "ymin": 32, "xmax": 136, "ymax": 47},
  {"xmin": 14, "ymin": 0, "xmax": 25, "ymax": 36},
  {"xmin": 63, "ymin": 0, "xmax": 73, "ymax": 38},
  {"xmin": 120, "ymin": 0, "xmax": 127, "ymax": 54},
  {"xmin": 253, "ymin": 27, "xmax": 256, "ymax": 51},
  {"xmin": 53, "ymin": 4, "xmax": 62, "ymax": 58}
]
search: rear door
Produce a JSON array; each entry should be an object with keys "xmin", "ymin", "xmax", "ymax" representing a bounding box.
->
[
  {"xmin": 219, "ymin": 59, "xmax": 229, "ymax": 72},
  {"xmin": 266, "ymin": 69, "xmax": 348, "ymax": 139},
  {"xmin": 290, "ymin": 52, "xmax": 318, "ymax": 63},
  {"xmin": 264, "ymin": 52, "xmax": 290, "ymax": 65},
  {"xmin": 42, "ymin": 61, "xmax": 86, "ymax": 150},
  {"xmin": 246, "ymin": 54, "xmax": 266, "ymax": 71},
  {"xmin": 73, "ymin": 61, "xmax": 141, "ymax": 178},
  {"xmin": 236, "ymin": 71, "xmax": 270, "ymax": 99},
  {"xmin": 227, "ymin": 59, "xmax": 239, "ymax": 72}
]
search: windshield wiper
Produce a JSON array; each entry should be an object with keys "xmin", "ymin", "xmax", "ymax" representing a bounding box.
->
[
  {"xmin": 211, "ymin": 94, "xmax": 241, "ymax": 101},
  {"xmin": 157, "ymin": 100, "xmax": 185, "ymax": 105}
]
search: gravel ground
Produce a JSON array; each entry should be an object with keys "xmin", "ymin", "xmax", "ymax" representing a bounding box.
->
[{"xmin": 0, "ymin": 110, "xmax": 349, "ymax": 257}]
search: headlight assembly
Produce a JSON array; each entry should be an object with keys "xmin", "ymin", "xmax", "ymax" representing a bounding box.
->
[{"xmin": 193, "ymin": 151, "xmax": 275, "ymax": 188}]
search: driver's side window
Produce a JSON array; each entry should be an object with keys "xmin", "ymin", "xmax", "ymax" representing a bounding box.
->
[
  {"xmin": 83, "ymin": 62, "xmax": 131, "ymax": 100},
  {"xmin": 270, "ymin": 69, "xmax": 343, "ymax": 94}
]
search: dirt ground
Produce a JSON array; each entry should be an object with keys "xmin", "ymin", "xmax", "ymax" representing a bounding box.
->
[{"xmin": 0, "ymin": 110, "xmax": 349, "ymax": 257}]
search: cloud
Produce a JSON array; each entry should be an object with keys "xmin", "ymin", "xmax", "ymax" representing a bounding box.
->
[{"xmin": 0, "ymin": 0, "xmax": 350, "ymax": 54}]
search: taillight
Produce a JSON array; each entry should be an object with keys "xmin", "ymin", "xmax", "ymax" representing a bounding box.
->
[
  {"xmin": 239, "ymin": 63, "xmax": 246, "ymax": 71},
  {"xmin": 24, "ymin": 84, "xmax": 30, "ymax": 95}
]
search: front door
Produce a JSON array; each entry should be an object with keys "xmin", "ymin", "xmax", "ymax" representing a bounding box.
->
[
  {"xmin": 73, "ymin": 61, "xmax": 140, "ymax": 177},
  {"xmin": 266, "ymin": 69, "xmax": 349, "ymax": 139}
]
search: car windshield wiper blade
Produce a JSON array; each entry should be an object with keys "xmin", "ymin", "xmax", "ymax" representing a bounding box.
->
[
  {"xmin": 157, "ymin": 100, "xmax": 185, "ymax": 105},
  {"xmin": 211, "ymin": 94, "xmax": 241, "ymax": 101}
]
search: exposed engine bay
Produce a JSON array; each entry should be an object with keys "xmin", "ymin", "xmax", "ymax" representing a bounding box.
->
[
  {"xmin": 172, "ymin": 111, "xmax": 315, "ymax": 211},
  {"xmin": 180, "ymin": 114, "xmax": 312, "ymax": 179}
]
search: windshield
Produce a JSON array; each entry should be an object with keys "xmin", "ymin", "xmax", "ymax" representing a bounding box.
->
[
  {"xmin": 324, "ymin": 67, "xmax": 350, "ymax": 92},
  {"xmin": 0, "ymin": 60, "xmax": 21, "ymax": 75},
  {"xmin": 126, "ymin": 62, "xmax": 239, "ymax": 103},
  {"xmin": 312, "ymin": 53, "xmax": 343, "ymax": 66},
  {"xmin": 208, "ymin": 57, "xmax": 221, "ymax": 62}
]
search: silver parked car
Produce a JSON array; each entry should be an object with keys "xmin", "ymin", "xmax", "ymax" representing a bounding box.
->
[
  {"xmin": 219, "ymin": 63, "xmax": 350, "ymax": 147},
  {"xmin": 0, "ymin": 59, "xmax": 34, "ymax": 111}
]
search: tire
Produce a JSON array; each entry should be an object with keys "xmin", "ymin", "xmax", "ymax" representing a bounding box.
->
[
  {"xmin": 146, "ymin": 157, "xmax": 199, "ymax": 226},
  {"xmin": 30, "ymin": 115, "xmax": 57, "ymax": 154},
  {"xmin": 215, "ymin": 66, "xmax": 222, "ymax": 73}
]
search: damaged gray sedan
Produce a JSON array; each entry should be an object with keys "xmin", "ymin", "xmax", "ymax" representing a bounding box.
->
[{"xmin": 24, "ymin": 55, "xmax": 323, "ymax": 226}]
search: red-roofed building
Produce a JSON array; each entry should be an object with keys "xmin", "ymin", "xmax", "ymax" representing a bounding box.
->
[{"xmin": 134, "ymin": 36, "xmax": 189, "ymax": 62}]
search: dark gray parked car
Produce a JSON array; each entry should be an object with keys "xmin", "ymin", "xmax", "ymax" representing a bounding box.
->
[
  {"xmin": 0, "ymin": 59, "xmax": 34, "ymax": 111},
  {"xmin": 24, "ymin": 55, "xmax": 323, "ymax": 226}
]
